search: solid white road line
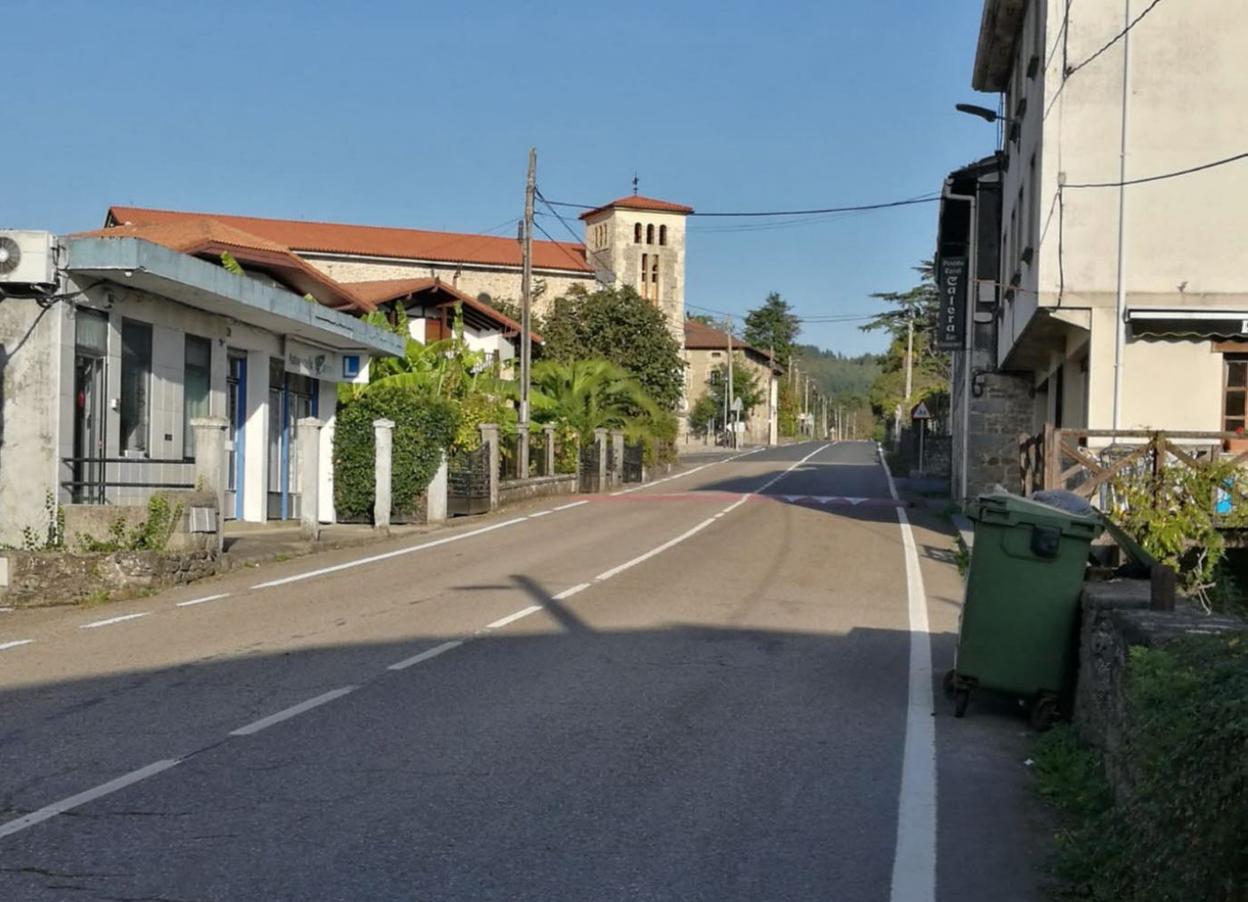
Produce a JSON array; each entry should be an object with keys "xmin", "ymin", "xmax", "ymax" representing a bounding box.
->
[
  {"xmin": 529, "ymin": 510, "xmax": 553, "ymax": 518},
  {"xmin": 175, "ymin": 593, "xmax": 231, "ymax": 608},
  {"xmin": 593, "ymin": 518, "xmax": 718, "ymax": 582},
  {"xmin": 252, "ymin": 517, "xmax": 529, "ymax": 589},
  {"xmin": 0, "ymin": 759, "xmax": 181, "ymax": 840},
  {"xmin": 755, "ymin": 443, "xmax": 830, "ymax": 494},
  {"xmin": 552, "ymin": 500, "xmax": 590, "ymax": 512},
  {"xmin": 553, "ymin": 582, "xmax": 591, "ymax": 600},
  {"xmin": 80, "ymin": 612, "xmax": 150, "ymax": 630},
  {"xmin": 882, "ymin": 453, "xmax": 937, "ymax": 902},
  {"xmin": 228, "ymin": 687, "xmax": 357, "ymax": 737},
  {"xmin": 388, "ymin": 640, "xmax": 464, "ymax": 671},
  {"xmin": 0, "ymin": 639, "xmax": 34, "ymax": 652},
  {"xmin": 485, "ymin": 606, "xmax": 543, "ymax": 630}
]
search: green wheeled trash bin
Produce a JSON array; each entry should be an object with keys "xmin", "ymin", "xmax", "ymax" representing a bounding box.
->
[{"xmin": 945, "ymin": 490, "xmax": 1102, "ymax": 729}]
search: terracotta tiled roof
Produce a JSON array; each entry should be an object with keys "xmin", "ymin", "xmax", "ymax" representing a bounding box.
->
[
  {"xmin": 72, "ymin": 219, "xmax": 372, "ymax": 312},
  {"xmin": 105, "ymin": 206, "xmax": 594, "ymax": 273},
  {"xmin": 684, "ymin": 319, "xmax": 782, "ymax": 371},
  {"xmin": 578, "ymin": 194, "xmax": 695, "ymax": 220},
  {"xmin": 348, "ymin": 277, "xmax": 543, "ymax": 344}
]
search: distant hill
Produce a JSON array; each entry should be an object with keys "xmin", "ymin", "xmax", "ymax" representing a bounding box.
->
[{"xmin": 789, "ymin": 345, "xmax": 882, "ymax": 400}]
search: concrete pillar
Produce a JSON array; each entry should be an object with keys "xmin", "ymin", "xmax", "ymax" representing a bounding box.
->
[
  {"xmin": 191, "ymin": 417, "xmax": 228, "ymax": 554},
  {"xmin": 516, "ymin": 422, "xmax": 530, "ymax": 481},
  {"xmin": 594, "ymin": 427, "xmax": 608, "ymax": 492},
  {"xmin": 611, "ymin": 430, "xmax": 625, "ymax": 486},
  {"xmin": 543, "ymin": 425, "xmax": 556, "ymax": 477},
  {"xmin": 372, "ymin": 418, "xmax": 394, "ymax": 533},
  {"xmin": 426, "ymin": 450, "xmax": 448, "ymax": 524},
  {"xmin": 297, "ymin": 417, "xmax": 323, "ymax": 541},
  {"xmin": 480, "ymin": 423, "xmax": 500, "ymax": 510}
]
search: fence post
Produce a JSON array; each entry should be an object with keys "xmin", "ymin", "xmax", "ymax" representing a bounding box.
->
[
  {"xmin": 594, "ymin": 427, "xmax": 608, "ymax": 492},
  {"xmin": 372, "ymin": 418, "xmax": 394, "ymax": 533},
  {"xmin": 1043, "ymin": 422, "xmax": 1059, "ymax": 491},
  {"xmin": 481, "ymin": 423, "xmax": 500, "ymax": 510},
  {"xmin": 297, "ymin": 417, "xmax": 323, "ymax": 541},
  {"xmin": 516, "ymin": 422, "xmax": 530, "ymax": 481},
  {"xmin": 543, "ymin": 425, "xmax": 556, "ymax": 477},
  {"xmin": 1150, "ymin": 563, "xmax": 1177, "ymax": 612},
  {"xmin": 191, "ymin": 416, "xmax": 228, "ymax": 554},
  {"xmin": 611, "ymin": 430, "xmax": 625, "ymax": 486},
  {"xmin": 426, "ymin": 449, "xmax": 448, "ymax": 524}
]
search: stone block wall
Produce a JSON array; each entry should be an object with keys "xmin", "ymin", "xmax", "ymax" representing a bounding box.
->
[
  {"xmin": 0, "ymin": 549, "xmax": 218, "ymax": 608},
  {"xmin": 957, "ymin": 371, "xmax": 1034, "ymax": 503}
]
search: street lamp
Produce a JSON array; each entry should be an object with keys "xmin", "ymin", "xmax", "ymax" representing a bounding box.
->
[{"xmin": 955, "ymin": 103, "xmax": 1012, "ymax": 126}]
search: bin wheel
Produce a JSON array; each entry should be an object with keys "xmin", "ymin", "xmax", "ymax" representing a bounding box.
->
[
  {"xmin": 953, "ymin": 689, "xmax": 970, "ymax": 718},
  {"xmin": 1029, "ymin": 695, "xmax": 1061, "ymax": 732},
  {"xmin": 942, "ymin": 669, "xmax": 959, "ymax": 700}
]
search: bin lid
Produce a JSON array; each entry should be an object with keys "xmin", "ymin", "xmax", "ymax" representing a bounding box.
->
[{"xmin": 970, "ymin": 490, "xmax": 1103, "ymax": 537}]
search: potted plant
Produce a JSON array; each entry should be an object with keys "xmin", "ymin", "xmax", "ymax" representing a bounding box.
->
[{"xmin": 1223, "ymin": 426, "xmax": 1248, "ymax": 454}]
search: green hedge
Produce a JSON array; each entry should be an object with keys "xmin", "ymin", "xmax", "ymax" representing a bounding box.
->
[
  {"xmin": 333, "ymin": 384, "xmax": 458, "ymax": 522},
  {"xmin": 1035, "ymin": 633, "xmax": 1248, "ymax": 901}
]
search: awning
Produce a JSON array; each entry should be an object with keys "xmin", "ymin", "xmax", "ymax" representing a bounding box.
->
[
  {"xmin": 66, "ymin": 237, "xmax": 405, "ymax": 359},
  {"xmin": 1126, "ymin": 309, "xmax": 1248, "ymax": 340}
]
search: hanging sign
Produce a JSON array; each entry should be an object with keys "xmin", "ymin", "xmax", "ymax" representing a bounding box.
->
[{"xmin": 935, "ymin": 256, "xmax": 968, "ymax": 350}]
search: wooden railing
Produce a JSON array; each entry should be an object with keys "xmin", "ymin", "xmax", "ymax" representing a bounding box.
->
[{"xmin": 1018, "ymin": 427, "xmax": 1248, "ymax": 500}]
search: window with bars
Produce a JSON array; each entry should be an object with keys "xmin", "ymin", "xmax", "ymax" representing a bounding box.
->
[{"xmin": 1226, "ymin": 355, "xmax": 1248, "ymax": 433}]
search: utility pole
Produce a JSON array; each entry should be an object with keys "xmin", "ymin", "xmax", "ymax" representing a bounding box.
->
[
  {"xmin": 519, "ymin": 147, "xmax": 536, "ymax": 428},
  {"xmin": 769, "ymin": 346, "xmax": 776, "ymax": 447},
  {"xmin": 904, "ymin": 307, "xmax": 915, "ymax": 407},
  {"xmin": 803, "ymin": 375, "xmax": 810, "ymax": 436},
  {"xmin": 725, "ymin": 317, "xmax": 736, "ymax": 449}
]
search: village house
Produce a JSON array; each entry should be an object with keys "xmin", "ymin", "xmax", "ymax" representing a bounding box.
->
[
  {"xmin": 942, "ymin": 0, "xmax": 1248, "ymax": 502},
  {"xmin": 683, "ymin": 319, "xmax": 781, "ymax": 446}
]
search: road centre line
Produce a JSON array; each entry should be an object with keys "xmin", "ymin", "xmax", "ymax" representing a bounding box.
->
[
  {"xmin": 552, "ymin": 500, "xmax": 590, "ymax": 511},
  {"xmin": 882, "ymin": 450, "xmax": 937, "ymax": 902},
  {"xmin": 387, "ymin": 640, "xmax": 464, "ymax": 671},
  {"xmin": 485, "ymin": 605, "xmax": 543, "ymax": 629},
  {"xmin": 529, "ymin": 510, "xmax": 553, "ymax": 518},
  {"xmin": 176, "ymin": 593, "xmax": 231, "ymax": 608},
  {"xmin": 251, "ymin": 517, "xmax": 530, "ymax": 589},
  {"xmin": 228, "ymin": 687, "xmax": 357, "ymax": 737},
  {"xmin": 0, "ymin": 639, "xmax": 34, "ymax": 652},
  {"xmin": 80, "ymin": 612, "xmax": 150, "ymax": 629},
  {"xmin": 755, "ymin": 444, "xmax": 830, "ymax": 494},
  {"xmin": 0, "ymin": 759, "xmax": 181, "ymax": 840}
]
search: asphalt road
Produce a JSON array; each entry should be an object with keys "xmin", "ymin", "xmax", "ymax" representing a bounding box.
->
[{"xmin": 0, "ymin": 441, "xmax": 1046, "ymax": 901}]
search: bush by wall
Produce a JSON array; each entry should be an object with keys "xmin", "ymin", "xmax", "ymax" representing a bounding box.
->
[
  {"xmin": 333, "ymin": 384, "xmax": 458, "ymax": 522},
  {"xmin": 1034, "ymin": 633, "xmax": 1248, "ymax": 901}
]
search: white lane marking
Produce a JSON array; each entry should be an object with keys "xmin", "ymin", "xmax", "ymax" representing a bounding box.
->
[
  {"xmin": 0, "ymin": 639, "xmax": 34, "ymax": 651},
  {"xmin": 388, "ymin": 640, "xmax": 464, "ymax": 671},
  {"xmin": 529, "ymin": 510, "xmax": 553, "ymax": 518},
  {"xmin": 553, "ymin": 582, "xmax": 591, "ymax": 600},
  {"xmin": 594, "ymin": 518, "xmax": 718, "ymax": 582},
  {"xmin": 80, "ymin": 612, "xmax": 150, "ymax": 630},
  {"xmin": 608, "ymin": 446, "xmax": 762, "ymax": 495},
  {"xmin": 755, "ymin": 443, "xmax": 830, "ymax": 494},
  {"xmin": 882, "ymin": 453, "xmax": 937, "ymax": 902},
  {"xmin": 486, "ymin": 605, "xmax": 543, "ymax": 629},
  {"xmin": 721, "ymin": 494, "xmax": 750, "ymax": 515},
  {"xmin": 175, "ymin": 593, "xmax": 231, "ymax": 608},
  {"xmin": 251, "ymin": 517, "xmax": 529, "ymax": 589},
  {"xmin": 229, "ymin": 687, "xmax": 357, "ymax": 737},
  {"xmin": 552, "ymin": 500, "xmax": 590, "ymax": 511},
  {"xmin": 0, "ymin": 759, "xmax": 181, "ymax": 840}
]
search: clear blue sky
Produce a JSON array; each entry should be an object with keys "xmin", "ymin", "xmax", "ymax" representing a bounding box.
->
[{"xmin": 6, "ymin": 0, "xmax": 994, "ymax": 356}]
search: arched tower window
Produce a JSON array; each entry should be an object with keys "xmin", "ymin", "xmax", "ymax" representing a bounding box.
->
[
  {"xmin": 651, "ymin": 254, "xmax": 660, "ymax": 298},
  {"xmin": 659, "ymin": 225, "xmax": 667, "ymax": 246},
  {"xmin": 634, "ymin": 223, "xmax": 642, "ymax": 243},
  {"xmin": 646, "ymin": 224, "xmax": 655, "ymax": 245}
]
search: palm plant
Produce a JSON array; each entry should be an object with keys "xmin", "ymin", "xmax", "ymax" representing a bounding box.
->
[{"xmin": 529, "ymin": 359, "xmax": 662, "ymax": 442}]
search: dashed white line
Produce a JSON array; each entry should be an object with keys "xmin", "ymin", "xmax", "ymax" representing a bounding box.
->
[
  {"xmin": 552, "ymin": 500, "xmax": 590, "ymax": 512},
  {"xmin": 755, "ymin": 444, "xmax": 830, "ymax": 494},
  {"xmin": 882, "ymin": 450, "xmax": 937, "ymax": 902},
  {"xmin": 553, "ymin": 582, "xmax": 591, "ymax": 600},
  {"xmin": 175, "ymin": 593, "xmax": 231, "ymax": 608},
  {"xmin": 252, "ymin": 517, "xmax": 529, "ymax": 589},
  {"xmin": 485, "ymin": 605, "xmax": 544, "ymax": 629},
  {"xmin": 0, "ymin": 759, "xmax": 181, "ymax": 840},
  {"xmin": 594, "ymin": 517, "xmax": 718, "ymax": 582},
  {"xmin": 0, "ymin": 639, "xmax": 34, "ymax": 652},
  {"xmin": 228, "ymin": 687, "xmax": 357, "ymax": 737},
  {"xmin": 388, "ymin": 640, "xmax": 464, "ymax": 671},
  {"xmin": 80, "ymin": 612, "xmax": 150, "ymax": 630}
]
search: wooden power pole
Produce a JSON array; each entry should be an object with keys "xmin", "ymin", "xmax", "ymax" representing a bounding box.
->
[
  {"xmin": 725, "ymin": 317, "xmax": 736, "ymax": 449},
  {"xmin": 519, "ymin": 147, "xmax": 536, "ymax": 427}
]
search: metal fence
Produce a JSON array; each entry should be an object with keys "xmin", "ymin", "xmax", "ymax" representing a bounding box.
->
[
  {"xmin": 448, "ymin": 445, "xmax": 491, "ymax": 516},
  {"xmin": 60, "ymin": 456, "xmax": 196, "ymax": 505}
]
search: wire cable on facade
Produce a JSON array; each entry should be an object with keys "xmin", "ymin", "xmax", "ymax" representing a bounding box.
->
[
  {"xmin": 1064, "ymin": 149, "xmax": 1248, "ymax": 188},
  {"xmin": 1064, "ymin": 0, "xmax": 1165, "ymax": 79}
]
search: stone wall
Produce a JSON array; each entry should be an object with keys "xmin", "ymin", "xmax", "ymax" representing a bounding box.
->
[
  {"xmin": 499, "ymin": 474, "xmax": 577, "ymax": 507},
  {"xmin": 0, "ymin": 549, "xmax": 218, "ymax": 608},
  {"xmin": 1073, "ymin": 580, "xmax": 1246, "ymax": 799},
  {"xmin": 685, "ymin": 347, "xmax": 775, "ymax": 443},
  {"xmin": 958, "ymin": 371, "xmax": 1033, "ymax": 504}
]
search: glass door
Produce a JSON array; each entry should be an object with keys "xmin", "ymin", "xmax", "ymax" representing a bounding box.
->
[
  {"xmin": 225, "ymin": 353, "xmax": 247, "ymax": 519},
  {"xmin": 72, "ymin": 310, "xmax": 109, "ymax": 503}
]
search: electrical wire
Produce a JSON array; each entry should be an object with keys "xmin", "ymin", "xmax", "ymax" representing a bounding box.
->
[
  {"xmin": 534, "ymin": 188, "xmax": 618, "ymax": 285},
  {"xmin": 542, "ymin": 194, "xmax": 940, "ymax": 218},
  {"xmin": 1064, "ymin": 150, "xmax": 1248, "ymax": 188},
  {"xmin": 1065, "ymin": 0, "xmax": 1165, "ymax": 79}
]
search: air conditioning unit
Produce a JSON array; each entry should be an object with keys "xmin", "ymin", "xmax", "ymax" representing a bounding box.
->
[{"xmin": 0, "ymin": 230, "xmax": 58, "ymax": 294}]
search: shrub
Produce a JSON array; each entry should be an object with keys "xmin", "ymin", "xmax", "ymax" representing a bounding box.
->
[
  {"xmin": 333, "ymin": 384, "xmax": 458, "ymax": 522},
  {"xmin": 1033, "ymin": 634, "xmax": 1248, "ymax": 901}
]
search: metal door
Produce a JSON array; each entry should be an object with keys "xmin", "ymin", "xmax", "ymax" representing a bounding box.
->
[{"xmin": 225, "ymin": 353, "xmax": 247, "ymax": 519}]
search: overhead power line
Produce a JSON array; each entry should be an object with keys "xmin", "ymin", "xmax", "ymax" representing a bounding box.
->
[
  {"xmin": 1064, "ymin": 149, "xmax": 1248, "ymax": 188},
  {"xmin": 542, "ymin": 194, "xmax": 940, "ymax": 218},
  {"xmin": 1065, "ymin": 0, "xmax": 1166, "ymax": 79}
]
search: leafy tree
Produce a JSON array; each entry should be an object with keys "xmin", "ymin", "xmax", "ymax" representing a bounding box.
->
[
  {"xmin": 688, "ymin": 393, "xmax": 721, "ymax": 437},
  {"xmin": 541, "ymin": 285, "xmax": 684, "ymax": 410},
  {"xmin": 743, "ymin": 292, "xmax": 800, "ymax": 367},
  {"xmin": 860, "ymin": 259, "xmax": 939, "ymax": 340},
  {"xmin": 686, "ymin": 313, "xmax": 718, "ymax": 327}
]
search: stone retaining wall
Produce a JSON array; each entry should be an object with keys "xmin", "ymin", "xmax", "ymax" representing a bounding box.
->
[
  {"xmin": 499, "ymin": 474, "xmax": 578, "ymax": 507},
  {"xmin": 1074, "ymin": 579, "xmax": 1246, "ymax": 798},
  {"xmin": 0, "ymin": 549, "xmax": 218, "ymax": 608}
]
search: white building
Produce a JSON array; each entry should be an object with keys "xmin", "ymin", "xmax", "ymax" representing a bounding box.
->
[
  {"xmin": 946, "ymin": 0, "xmax": 1248, "ymax": 501},
  {"xmin": 0, "ymin": 229, "xmax": 403, "ymax": 546}
]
